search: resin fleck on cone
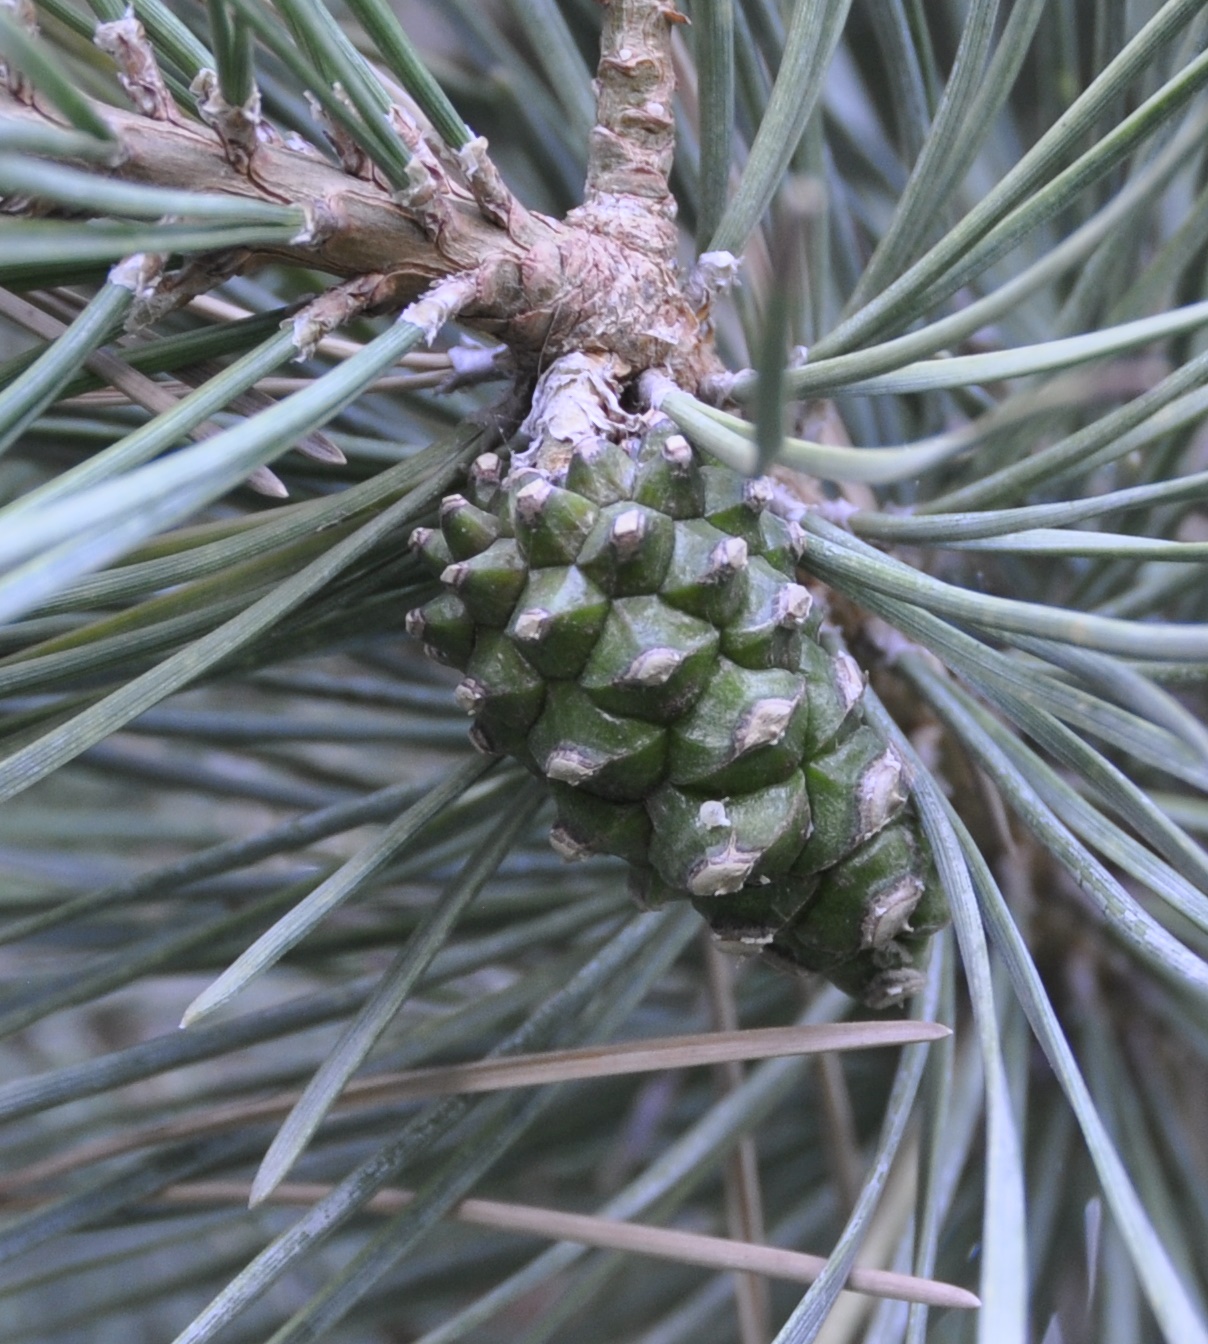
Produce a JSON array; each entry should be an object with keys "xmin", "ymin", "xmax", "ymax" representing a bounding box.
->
[{"xmin": 409, "ymin": 424, "xmax": 946, "ymax": 1007}]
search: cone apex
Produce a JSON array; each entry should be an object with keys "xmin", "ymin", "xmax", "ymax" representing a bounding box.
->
[
  {"xmin": 468, "ymin": 724, "xmax": 500, "ymax": 755},
  {"xmin": 698, "ymin": 800, "xmax": 730, "ymax": 828},
  {"xmin": 712, "ymin": 928, "xmax": 774, "ymax": 952},
  {"xmin": 512, "ymin": 608, "xmax": 552, "ymax": 642},
  {"xmin": 515, "ymin": 477, "xmax": 553, "ymax": 520},
  {"xmin": 663, "ymin": 433, "xmax": 692, "ymax": 464},
  {"xmin": 549, "ymin": 824, "xmax": 592, "ymax": 860},
  {"xmin": 545, "ymin": 746, "xmax": 604, "ymax": 785},
  {"xmin": 834, "ymin": 651, "xmax": 865, "ymax": 708},
  {"xmin": 706, "ymin": 536, "xmax": 748, "ymax": 580},
  {"xmin": 622, "ymin": 647, "xmax": 682, "ymax": 685},
  {"xmin": 859, "ymin": 747, "xmax": 908, "ymax": 836},
  {"xmin": 689, "ymin": 840, "xmax": 761, "ymax": 896},
  {"xmin": 610, "ymin": 507, "xmax": 647, "ymax": 557},
  {"xmin": 411, "ymin": 526, "xmax": 453, "ymax": 576},
  {"xmin": 860, "ymin": 874, "xmax": 924, "ymax": 949},
  {"xmin": 860, "ymin": 968, "xmax": 928, "ymax": 1009},
  {"xmin": 733, "ymin": 695, "xmax": 799, "ymax": 752},
  {"xmin": 774, "ymin": 584, "xmax": 813, "ymax": 629},
  {"xmin": 471, "ymin": 452, "xmax": 502, "ymax": 478},
  {"xmin": 454, "ymin": 678, "xmax": 486, "ymax": 714}
]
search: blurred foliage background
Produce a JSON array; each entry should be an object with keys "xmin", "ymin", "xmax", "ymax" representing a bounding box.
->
[{"xmin": 1, "ymin": 1, "xmax": 1208, "ymax": 1341}]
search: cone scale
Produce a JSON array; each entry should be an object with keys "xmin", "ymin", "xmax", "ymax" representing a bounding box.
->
[{"xmin": 409, "ymin": 425, "xmax": 946, "ymax": 1008}]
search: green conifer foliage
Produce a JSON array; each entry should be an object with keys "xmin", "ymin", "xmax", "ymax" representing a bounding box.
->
[{"xmin": 0, "ymin": 2, "xmax": 1207, "ymax": 1342}]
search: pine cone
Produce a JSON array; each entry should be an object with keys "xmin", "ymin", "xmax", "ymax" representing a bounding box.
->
[{"xmin": 407, "ymin": 423, "xmax": 947, "ymax": 1008}]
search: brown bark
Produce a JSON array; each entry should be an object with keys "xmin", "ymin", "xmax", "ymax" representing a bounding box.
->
[
  {"xmin": 2, "ymin": 1, "xmax": 727, "ymax": 398},
  {"xmin": 0, "ymin": 88, "xmax": 463, "ymax": 298}
]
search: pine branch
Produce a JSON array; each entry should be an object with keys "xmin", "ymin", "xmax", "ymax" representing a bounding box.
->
[{"xmin": 1, "ymin": 1, "xmax": 724, "ymax": 392}]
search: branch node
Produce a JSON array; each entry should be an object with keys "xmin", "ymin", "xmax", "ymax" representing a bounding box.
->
[
  {"xmin": 304, "ymin": 89, "xmax": 372, "ymax": 179},
  {"xmin": 519, "ymin": 351, "xmax": 635, "ymax": 477},
  {"xmin": 388, "ymin": 104, "xmax": 454, "ymax": 191},
  {"xmin": 685, "ymin": 250, "xmax": 742, "ymax": 310},
  {"xmin": 94, "ymin": 12, "xmax": 178, "ymax": 122},
  {"xmin": 698, "ymin": 369, "xmax": 737, "ymax": 406},
  {"xmin": 127, "ymin": 248, "xmax": 250, "ymax": 331},
  {"xmin": 107, "ymin": 250, "xmax": 164, "ymax": 298},
  {"xmin": 1, "ymin": 0, "xmax": 37, "ymax": 102},
  {"xmin": 637, "ymin": 367, "xmax": 676, "ymax": 410},
  {"xmin": 457, "ymin": 135, "xmax": 532, "ymax": 239},
  {"xmin": 290, "ymin": 197, "xmax": 339, "ymax": 248},
  {"xmin": 401, "ymin": 271, "xmax": 480, "ymax": 346},
  {"xmin": 394, "ymin": 154, "xmax": 458, "ymax": 242},
  {"xmin": 292, "ymin": 273, "xmax": 391, "ymax": 358},
  {"xmin": 191, "ymin": 67, "xmax": 273, "ymax": 174}
]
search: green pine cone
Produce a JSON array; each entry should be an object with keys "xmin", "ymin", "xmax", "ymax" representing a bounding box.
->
[{"xmin": 407, "ymin": 425, "xmax": 946, "ymax": 1007}]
